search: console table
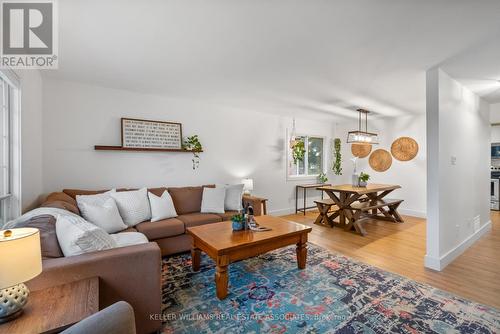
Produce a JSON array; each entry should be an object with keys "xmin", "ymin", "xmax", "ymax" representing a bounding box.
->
[
  {"xmin": 0, "ymin": 277, "xmax": 99, "ymax": 334},
  {"xmin": 243, "ymin": 194, "xmax": 268, "ymax": 215},
  {"xmin": 295, "ymin": 183, "xmax": 331, "ymax": 215}
]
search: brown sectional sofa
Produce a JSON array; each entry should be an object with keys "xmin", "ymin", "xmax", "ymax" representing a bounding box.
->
[{"xmin": 24, "ymin": 185, "xmax": 263, "ymax": 334}]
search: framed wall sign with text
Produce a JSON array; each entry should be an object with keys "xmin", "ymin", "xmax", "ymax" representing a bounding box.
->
[{"xmin": 121, "ymin": 118, "xmax": 183, "ymax": 149}]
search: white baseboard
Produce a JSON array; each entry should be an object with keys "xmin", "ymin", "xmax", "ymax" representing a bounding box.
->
[
  {"xmin": 424, "ymin": 220, "xmax": 492, "ymax": 271},
  {"xmin": 399, "ymin": 208, "xmax": 426, "ymax": 219},
  {"xmin": 423, "ymin": 255, "xmax": 441, "ymax": 271},
  {"xmin": 269, "ymin": 207, "xmax": 296, "ymax": 216}
]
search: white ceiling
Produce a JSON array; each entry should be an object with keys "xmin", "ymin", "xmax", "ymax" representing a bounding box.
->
[
  {"xmin": 42, "ymin": 0, "xmax": 500, "ymax": 120},
  {"xmin": 441, "ymin": 36, "xmax": 500, "ymax": 103}
]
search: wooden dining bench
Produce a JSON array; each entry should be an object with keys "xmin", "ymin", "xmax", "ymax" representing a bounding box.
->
[
  {"xmin": 348, "ymin": 199, "xmax": 404, "ymax": 235},
  {"xmin": 313, "ymin": 199, "xmax": 339, "ymax": 227}
]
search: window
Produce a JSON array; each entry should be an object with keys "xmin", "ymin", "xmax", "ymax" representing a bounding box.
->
[
  {"xmin": 1, "ymin": 79, "xmax": 10, "ymax": 197},
  {"xmin": 288, "ymin": 135, "xmax": 325, "ymax": 178},
  {"xmin": 0, "ymin": 71, "xmax": 20, "ymax": 225}
]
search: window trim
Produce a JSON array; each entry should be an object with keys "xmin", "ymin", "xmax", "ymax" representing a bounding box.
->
[
  {"xmin": 0, "ymin": 69, "xmax": 21, "ymax": 224},
  {"xmin": 286, "ymin": 131, "xmax": 327, "ymax": 181}
]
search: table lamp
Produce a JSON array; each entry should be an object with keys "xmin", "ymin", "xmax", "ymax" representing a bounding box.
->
[
  {"xmin": 0, "ymin": 228, "xmax": 42, "ymax": 323},
  {"xmin": 242, "ymin": 178, "xmax": 254, "ymax": 195}
]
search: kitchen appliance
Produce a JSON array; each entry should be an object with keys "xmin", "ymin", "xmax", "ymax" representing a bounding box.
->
[
  {"xmin": 492, "ymin": 143, "xmax": 500, "ymax": 159},
  {"xmin": 491, "ymin": 171, "xmax": 500, "ymax": 210}
]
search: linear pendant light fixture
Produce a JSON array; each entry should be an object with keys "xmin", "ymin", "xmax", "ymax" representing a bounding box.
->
[{"xmin": 346, "ymin": 108, "xmax": 379, "ymax": 144}]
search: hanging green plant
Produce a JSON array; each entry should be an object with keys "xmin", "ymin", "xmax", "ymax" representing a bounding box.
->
[
  {"xmin": 332, "ymin": 138, "xmax": 342, "ymax": 175},
  {"xmin": 291, "ymin": 139, "xmax": 305, "ymax": 164},
  {"xmin": 182, "ymin": 135, "xmax": 203, "ymax": 169}
]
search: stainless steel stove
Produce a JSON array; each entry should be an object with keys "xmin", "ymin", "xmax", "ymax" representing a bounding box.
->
[{"xmin": 491, "ymin": 167, "xmax": 500, "ymax": 210}]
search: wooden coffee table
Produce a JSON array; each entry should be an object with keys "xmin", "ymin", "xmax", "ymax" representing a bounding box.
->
[{"xmin": 186, "ymin": 215, "xmax": 312, "ymax": 300}]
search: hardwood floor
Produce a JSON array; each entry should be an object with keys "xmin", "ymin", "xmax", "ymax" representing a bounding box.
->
[{"xmin": 281, "ymin": 210, "xmax": 500, "ymax": 309}]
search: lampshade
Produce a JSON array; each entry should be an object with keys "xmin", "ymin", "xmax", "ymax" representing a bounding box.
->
[
  {"xmin": 242, "ymin": 178, "xmax": 254, "ymax": 192},
  {"xmin": 346, "ymin": 109, "xmax": 379, "ymax": 144},
  {"xmin": 346, "ymin": 130, "xmax": 379, "ymax": 144},
  {"xmin": 0, "ymin": 228, "xmax": 42, "ymax": 289}
]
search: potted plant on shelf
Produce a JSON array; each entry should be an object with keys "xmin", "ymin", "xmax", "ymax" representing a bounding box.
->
[
  {"xmin": 358, "ymin": 172, "xmax": 370, "ymax": 187},
  {"xmin": 231, "ymin": 214, "xmax": 245, "ymax": 231},
  {"xmin": 318, "ymin": 172, "xmax": 328, "ymax": 184},
  {"xmin": 182, "ymin": 135, "xmax": 203, "ymax": 170}
]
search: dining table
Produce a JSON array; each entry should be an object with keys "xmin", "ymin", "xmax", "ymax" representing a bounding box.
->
[{"xmin": 316, "ymin": 183, "xmax": 403, "ymax": 235}]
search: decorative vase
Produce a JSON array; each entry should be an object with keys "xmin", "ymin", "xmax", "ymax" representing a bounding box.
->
[
  {"xmin": 232, "ymin": 220, "xmax": 244, "ymax": 231},
  {"xmin": 352, "ymin": 173, "xmax": 359, "ymax": 187},
  {"xmin": 359, "ymin": 180, "xmax": 367, "ymax": 187}
]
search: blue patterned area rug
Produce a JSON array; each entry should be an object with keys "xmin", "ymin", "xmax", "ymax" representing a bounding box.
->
[{"xmin": 161, "ymin": 244, "xmax": 499, "ymax": 333}]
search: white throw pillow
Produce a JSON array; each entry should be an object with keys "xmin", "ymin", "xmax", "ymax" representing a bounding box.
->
[
  {"xmin": 55, "ymin": 214, "xmax": 117, "ymax": 257},
  {"xmin": 201, "ymin": 187, "xmax": 226, "ymax": 214},
  {"xmin": 148, "ymin": 191, "xmax": 177, "ymax": 222},
  {"xmin": 111, "ymin": 232, "xmax": 149, "ymax": 247},
  {"xmin": 78, "ymin": 198, "xmax": 128, "ymax": 233},
  {"xmin": 76, "ymin": 189, "xmax": 116, "ymax": 207},
  {"xmin": 110, "ymin": 188, "xmax": 152, "ymax": 226},
  {"xmin": 225, "ymin": 184, "xmax": 244, "ymax": 211}
]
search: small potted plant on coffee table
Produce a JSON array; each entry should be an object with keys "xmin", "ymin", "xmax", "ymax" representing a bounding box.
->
[
  {"xmin": 358, "ymin": 172, "xmax": 370, "ymax": 187},
  {"xmin": 231, "ymin": 214, "xmax": 245, "ymax": 231}
]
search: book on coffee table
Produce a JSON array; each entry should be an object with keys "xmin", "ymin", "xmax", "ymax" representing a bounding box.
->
[
  {"xmin": 248, "ymin": 219, "xmax": 271, "ymax": 231},
  {"xmin": 249, "ymin": 225, "xmax": 271, "ymax": 232}
]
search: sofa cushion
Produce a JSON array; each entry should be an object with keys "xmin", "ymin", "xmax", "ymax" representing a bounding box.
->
[
  {"xmin": 119, "ymin": 226, "xmax": 137, "ymax": 233},
  {"xmin": 177, "ymin": 213, "xmax": 222, "ymax": 228},
  {"xmin": 111, "ymin": 232, "xmax": 149, "ymax": 248},
  {"xmin": 148, "ymin": 190, "xmax": 177, "ymax": 222},
  {"xmin": 41, "ymin": 200, "xmax": 80, "ymax": 215},
  {"xmin": 78, "ymin": 197, "xmax": 128, "ymax": 233},
  {"xmin": 135, "ymin": 218, "xmax": 185, "ymax": 240},
  {"xmin": 167, "ymin": 185, "xmax": 215, "ymax": 215},
  {"xmin": 55, "ymin": 215, "xmax": 118, "ymax": 257},
  {"xmin": 63, "ymin": 188, "xmax": 129, "ymax": 199},
  {"xmin": 148, "ymin": 187, "xmax": 168, "ymax": 197},
  {"xmin": 64, "ymin": 188, "xmax": 109, "ymax": 199},
  {"xmin": 46, "ymin": 192, "xmax": 78, "ymax": 207},
  {"xmin": 216, "ymin": 211, "xmax": 239, "ymax": 221},
  {"xmin": 42, "ymin": 192, "xmax": 80, "ymax": 215},
  {"xmin": 110, "ymin": 188, "xmax": 152, "ymax": 226},
  {"xmin": 200, "ymin": 187, "xmax": 226, "ymax": 214},
  {"xmin": 76, "ymin": 190, "xmax": 117, "ymax": 224},
  {"xmin": 167, "ymin": 186, "xmax": 204, "ymax": 215},
  {"xmin": 15, "ymin": 214, "xmax": 64, "ymax": 258},
  {"xmin": 224, "ymin": 184, "xmax": 244, "ymax": 211}
]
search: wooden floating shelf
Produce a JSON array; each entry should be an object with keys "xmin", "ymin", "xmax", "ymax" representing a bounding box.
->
[{"xmin": 94, "ymin": 145, "xmax": 203, "ymax": 153}]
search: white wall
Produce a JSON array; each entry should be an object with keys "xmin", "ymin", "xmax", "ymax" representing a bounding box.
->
[
  {"xmin": 334, "ymin": 114, "xmax": 427, "ymax": 218},
  {"xmin": 17, "ymin": 70, "xmax": 43, "ymax": 212},
  {"xmin": 42, "ymin": 78, "xmax": 339, "ymax": 214},
  {"xmin": 425, "ymin": 68, "xmax": 491, "ymax": 271}
]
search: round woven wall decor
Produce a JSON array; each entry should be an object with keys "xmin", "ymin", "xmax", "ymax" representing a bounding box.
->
[
  {"xmin": 391, "ymin": 137, "xmax": 419, "ymax": 161},
  {"xmin": 351, "ymin": 143, "xmax": 372, "ymax": 158},
  {"xmin": 369, "ymin": 149, "xmax": 392, "ymax": 172}
]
